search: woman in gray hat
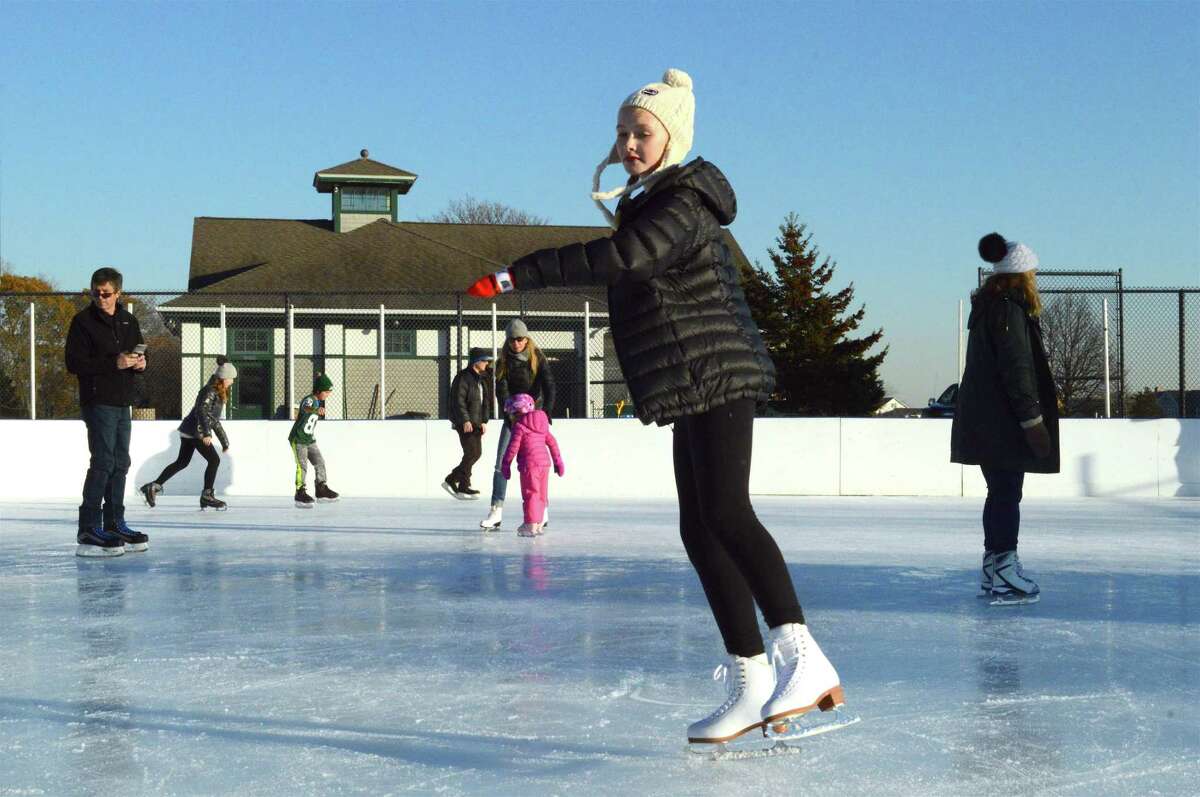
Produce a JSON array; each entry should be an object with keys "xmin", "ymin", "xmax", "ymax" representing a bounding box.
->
[
  {"xmin": 140, "ymin": 357, "xmax": 237, "ymax": 511},
  {"xmin": 480, "ymin": 319, "xmax": 556, "ymax": 528}
]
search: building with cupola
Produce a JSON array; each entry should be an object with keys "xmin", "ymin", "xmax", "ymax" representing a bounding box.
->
[{"xmin": 161, "ymin": 151, "xmax": 754, "ymax": 421}]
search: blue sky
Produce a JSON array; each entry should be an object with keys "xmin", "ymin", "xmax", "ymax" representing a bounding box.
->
[{"xmin": 2, "ymin": 0, "xmax": 1197, "ymax": 405}]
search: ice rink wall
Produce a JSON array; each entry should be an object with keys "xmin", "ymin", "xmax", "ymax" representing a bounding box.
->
[{"xmin": 1, "ymin": 418, "xmax": 1196, "ymax": 501}]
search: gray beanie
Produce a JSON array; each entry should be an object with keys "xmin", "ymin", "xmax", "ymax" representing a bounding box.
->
[
  {"xmin": 506, "ymin": 318, "xmax": 529, "ymax": 340},
  {"xmin": 214, "ymin": 361, "xmax": 238, "ymax": 380}
]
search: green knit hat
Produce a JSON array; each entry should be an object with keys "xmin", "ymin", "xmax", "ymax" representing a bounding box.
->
[{"xmin": 313, "ymin": 373, "xmax": 334, "ymax": 392}]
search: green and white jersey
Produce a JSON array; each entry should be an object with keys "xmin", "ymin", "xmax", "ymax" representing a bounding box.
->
[{"xmin": 288, "ymin": 395, "xmax": 322, "ymax": 445}]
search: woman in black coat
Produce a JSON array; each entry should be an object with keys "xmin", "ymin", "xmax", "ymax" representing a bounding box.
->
[
  {"xmin": 952, "ymin": 233, "xmax": 1061, "ymax": 606},
  {"xmin": 466, "ymin": 68, "xmax": 843, "ymax": 747},
  {"xmin": 478, "ymin": 318, "xmax": 555, "ymax": 525}
]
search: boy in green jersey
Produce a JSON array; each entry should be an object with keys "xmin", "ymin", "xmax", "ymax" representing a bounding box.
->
[{"xmin": 289, "ymin": 373, "xmax": 338, "ymax": 507}]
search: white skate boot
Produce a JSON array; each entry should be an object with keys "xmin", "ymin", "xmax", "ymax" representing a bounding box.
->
[
  {"xmin": 480, "ymin": 504, "xmax": 502, "ymax": 530},
  {"xmin": 978, "ymin": 550, "xmax": 996, "ymax": 597},
  {"xmin": 991, "ymin": 550, "xmax": 1040, "ymax": 605},
  {"xmin": 761, "ymin": 624, "xmax": 853, "ymax": 739},
  {"xmin": 516, "ymin": 522, "xmax": 536, "ymax": 538},
  {"xmin": 687, "ymin": 653, "xmax": 775, "ymax": 746}
]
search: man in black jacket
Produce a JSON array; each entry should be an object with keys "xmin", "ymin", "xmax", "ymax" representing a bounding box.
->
[
  {"xmin": 65, "ymin": 267, "xmax": 149, "ymax": 557},
  {"xmin": 442, "ymin": 348, "xmax": 494, "ymax": 499}
]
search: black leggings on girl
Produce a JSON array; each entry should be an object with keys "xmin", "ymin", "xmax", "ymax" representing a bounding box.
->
[
  {"xmin": 156, "ymin": 437, "xmax": 220, "ymax": 491},
  {"xmin": 674, "ymin": 398, "xmax": 805, "ymax": 658}
]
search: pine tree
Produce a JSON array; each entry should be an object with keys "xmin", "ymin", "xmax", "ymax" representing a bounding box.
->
[{"xmin": 743, "ymin": 214, "xmax": 887, "ymax": 416}]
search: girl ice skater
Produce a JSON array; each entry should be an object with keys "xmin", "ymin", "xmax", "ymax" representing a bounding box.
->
[
  {"xmin": 466, "ymin": 68, "xmax": 845, "ymax": 745},
  {"xmin": 952, "ymin": 234, "xmax": 1060, "ymax": 605},
  {"xmin": 499, "ymin": 393, "xmax": 565, "ymax": 537},
  {"xmin": 479, "ymin": 319, "xmax": 556, "ymax": 529},
  {"xmin": 141, "ymin": 359, "xmax": 236, "ymax": 510}
]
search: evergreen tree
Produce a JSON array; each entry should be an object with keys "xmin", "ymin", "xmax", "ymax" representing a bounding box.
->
[{"xmin": 743, "ymin": 214, "xmax": 887, "ymax": 416}]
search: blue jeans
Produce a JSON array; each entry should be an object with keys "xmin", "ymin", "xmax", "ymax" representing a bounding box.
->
[
  {"xmin": 80, "ymin": 404, "xmax": 132, "ymax": 530},
  {"xmin": 489, "ymin": 420, "xmax": 513, "ymax": 506}
]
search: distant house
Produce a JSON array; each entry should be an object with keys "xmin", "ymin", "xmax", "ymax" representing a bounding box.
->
[
  {"xmin": 160, "ymin": 151, "xmax": 756, "ymax": 421},
  {"xmin": 873, "ymin": 397, "xmax": 909, "ymax": 416}
]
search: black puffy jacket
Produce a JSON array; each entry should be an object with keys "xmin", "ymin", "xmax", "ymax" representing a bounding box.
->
[
  {"xmin": 64, "ymin": 302, "xmax": 144, "ymax": 407},
  {"xmin": 509, "ymin": 158, "xmax": 775, "ymax": 425},
  {"xmin": 179, "ymin": 379, "xmax": 230, "ymax": 449},
  {"xmin": 951, "ymin": 289, "xmax": 1060, "ymax": 473}
]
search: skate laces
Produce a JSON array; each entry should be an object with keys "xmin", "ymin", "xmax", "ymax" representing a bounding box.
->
[
  {"xmin": 704, "ymin": 659, "xmax": 747, "ymax": 720},
  {"xmin": 770, "ymin": 630, "xmax": 806, "ymax": 697}
]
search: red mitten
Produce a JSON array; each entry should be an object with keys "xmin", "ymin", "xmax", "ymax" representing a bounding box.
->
[{"xmin": 467, "ymin": 269, "xmax": 515, "ymax": 298}]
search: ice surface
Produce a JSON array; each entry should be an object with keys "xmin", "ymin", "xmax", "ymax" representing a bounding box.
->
[{"xmin": 1, "ymin": 495, "xmax": 1197, "ymax": 796}]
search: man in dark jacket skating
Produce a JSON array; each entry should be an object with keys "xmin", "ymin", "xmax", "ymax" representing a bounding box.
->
[
  {"xmin": 443, "ymin": 348, "xmax": 494, "ymax": 499},
  {"xmin": 65, "ymin": 267, "xmax": 149, "ymax": 557}
]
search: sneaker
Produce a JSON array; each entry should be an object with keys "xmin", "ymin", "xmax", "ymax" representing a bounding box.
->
[
  {"xmin": 315, "ymin": 481, "xmax": 340, "ymax": 502},
  {"xmin": 139, "ymin": 482, "xmax": 161, "ymax": 508},
  {"xmin": 106, "ymin": 519, "xmax": 149, "ymax": 553},
  {"xmin": 294, "ymin": 487, "xmax": 314, "ymax": 509},
  {"xmin": 760, "ymin": 623, "xmax": 844, "ymax": 727},
  {"xmin": 991, "ymin": 551, "xmax": 1040, "ymax": 605},
  {"xmin": 480, "ymin": 504, "xmax": 502, "ymax": 530},
  {"xmin": 687, "ymin": 654, "xmax": 775, "ymax": 744},
  {"xmin": 76, "ymin": 526, "xmax": 125, "ymax": 558}
]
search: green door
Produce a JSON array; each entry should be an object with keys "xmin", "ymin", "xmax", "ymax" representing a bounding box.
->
[
  {"xmin": 230, "ymin": 360, "xmax": 272, "ymax": 419},
  {"xmin": 227, "ymin": 327, "xmax": 275, "ymax": 420}
]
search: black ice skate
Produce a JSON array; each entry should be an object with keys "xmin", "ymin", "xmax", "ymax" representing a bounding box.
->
[
  {"xmin": 459, "ymin": 484, "xmax": 480, "ymax": 498},
  {"xmin": 76, "ymin": 525, "xmax": 125, "ymax": 558},
  {"xmin": 140, "ymin": 482, "xmax": 161, "ymax": 508},
  {"xmin": 441, "ymin": 476, "xmax": 473, "ymax": 501},
  {"xmin": 294, "ymin": 487, "xmax": 315, "ymax": 508},
  {"xmin": 107, "ymin": 519, "xmax": 149, "ymax": 552},
  {"xmin": 315, "ymin": 481, "xmax": 340, "ymax": 503},
  {"xmin": 200, "ymin": 488, "xmax": 227, "ymax": 511}
]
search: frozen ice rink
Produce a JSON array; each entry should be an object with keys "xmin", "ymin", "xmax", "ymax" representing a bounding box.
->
[{"xmin": 1, "ymin": 495, "xmax": 1196, "ymax": 796}]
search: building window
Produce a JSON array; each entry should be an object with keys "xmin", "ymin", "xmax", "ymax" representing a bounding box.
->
[
  {"xmin": 341, "ymin": 186, "xmax": 391, "ymax": 213},
  {"xmin": 231, "ymin": 328, "xmax": 272, "ymax": 355},
  {"xmin": 385, "ymin": 328, "xmax": 416, "ymax": 357}
]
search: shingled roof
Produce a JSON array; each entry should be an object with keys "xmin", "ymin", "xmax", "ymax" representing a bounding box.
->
[
  {"xmin": 168, "ymin": 217, "xmax": 754, "ymax": 313},
  {"xmin": 313, "ymin": 151, "xmax": 418, "ymax": 193}
]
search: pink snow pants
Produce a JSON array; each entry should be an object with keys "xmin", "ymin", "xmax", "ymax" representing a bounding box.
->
[{"xmin": 519, "ymin": 466, "xmax": 550, "ymax": 523}]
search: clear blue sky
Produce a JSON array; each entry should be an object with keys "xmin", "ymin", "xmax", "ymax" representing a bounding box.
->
[{"xmin": 2, "ymin": 0, "xmax": 1197, "ymax": 405}]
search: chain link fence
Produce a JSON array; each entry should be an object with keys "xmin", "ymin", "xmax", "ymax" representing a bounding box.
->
[
  {"xmin": 977, "ymin": 269, "xmax": 1198, "ymax": 418},
  {"xmin": 0, "ymin": 289, "xmax": 632, "ymax": 421}
]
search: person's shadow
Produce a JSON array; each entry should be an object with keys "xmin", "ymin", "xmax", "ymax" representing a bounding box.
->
[{"xmin": 1175, "ymin": 420, "xmax": 1200, "ymax": 497}]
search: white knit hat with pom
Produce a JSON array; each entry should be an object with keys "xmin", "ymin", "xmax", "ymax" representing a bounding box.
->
[
  {"xmin": 978, "ymin": 232, "xmax": 1039, "ymax": 274},
  {"xmin": 591, "ymin": 68, "xmax": 695, "ymax": 227}
]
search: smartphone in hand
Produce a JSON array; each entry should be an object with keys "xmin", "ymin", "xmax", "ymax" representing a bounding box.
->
[{"xmin": 131, "ymin": 344, "xmax": 147, "ymax": 355}]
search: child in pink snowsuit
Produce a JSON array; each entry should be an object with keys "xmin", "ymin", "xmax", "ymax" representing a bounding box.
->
[{"xmin": 500, "ymin": 393, "xmax": 564, "ymax": 537}]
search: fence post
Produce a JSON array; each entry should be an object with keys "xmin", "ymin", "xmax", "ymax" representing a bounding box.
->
[
  {"xmin": 1117, "ymin": 269, "xmax": 1126, "ymax": 416},
  {"xmin": 219, "ymin": 303, "xmax": 228, "ymax": 418},
  {"xmin": 379, "ymin": 304, "xmax": 386, "ymax": 420},
  {"xmin": 287, "ymin": 297, "xmax": 295, "ymax": 419},
  {"xmin": 456, "ymin": 294, "xmax": 464, "ymax": 375},
  {"xmin": 1102, "ymin": 298, "xmax": 1111, "ymax": 418},
  {"xmin": 28, "ymin": 302, "xmax": 36, "ymax": 420},
  {"xmin": 584, "ymin": 300, "xmax": 592, "ymax": 418},
  {"xmin": 491, "ymin": 302, "xmax": 499, "ymax": 417},
  {"xmin": 1180, "ymin": 290, "xmax": 1187, "ymax": 419}
]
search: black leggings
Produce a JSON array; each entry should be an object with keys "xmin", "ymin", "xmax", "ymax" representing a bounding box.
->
[
  {"xmin": 981, "ymin": 466, "xmax": 1024, "ymax": 552},
  {"xmin": 156, "ymin": 438, "xmax": 221, "ymax": 491},
  {"xmin": 674, "ymin": 399, "xmax": 804, "ymax": 657}
]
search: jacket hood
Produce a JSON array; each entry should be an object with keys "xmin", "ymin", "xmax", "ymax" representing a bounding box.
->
[
  {"xmin": 655, "ymin": 158, "xmax": 737, "ymax": 226},
  {"xmin": 519, "ymin": 409, "xmax": 550, "ymax": 433}
]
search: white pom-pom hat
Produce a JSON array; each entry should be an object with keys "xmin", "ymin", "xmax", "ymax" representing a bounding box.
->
[
  {"xmin": 591, "ymin": 68, "xmax": 696, "ymax": 227},
  {"xmin": 994, "ymin": 242, "xmax": 1039, "ymax": 274}
]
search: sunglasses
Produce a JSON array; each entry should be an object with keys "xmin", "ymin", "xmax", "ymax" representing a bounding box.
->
[{"xmin": 91, "ymin": 290, "xmax": 118, "ymax": 299}]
